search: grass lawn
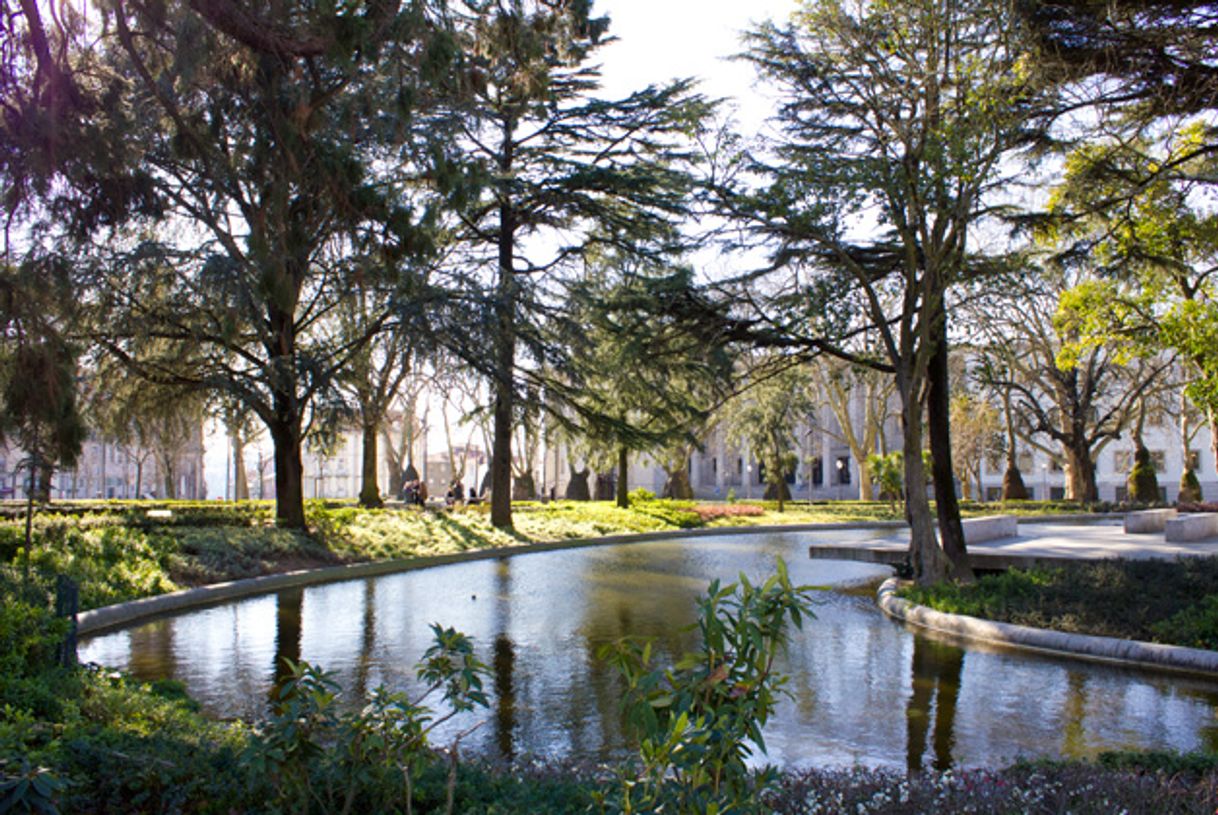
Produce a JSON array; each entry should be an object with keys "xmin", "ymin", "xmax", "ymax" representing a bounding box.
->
[{"xmin": 0, "ymin": 497, "xmax": 1106, "ymax": 611}]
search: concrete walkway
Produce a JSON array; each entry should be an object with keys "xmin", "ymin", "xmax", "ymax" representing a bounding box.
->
[{"xmin": 810, "ymin": 518, "xmax": 1218, "ymax": 570}]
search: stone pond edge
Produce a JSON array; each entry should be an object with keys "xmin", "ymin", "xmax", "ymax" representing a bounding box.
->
[
  {"xmin": 76, "ymin": 521, "xmax": 906, "ymax": 636},
  {"xmin": 876, "ymin": 576, "xmax": 1218, "ymax": 677}
]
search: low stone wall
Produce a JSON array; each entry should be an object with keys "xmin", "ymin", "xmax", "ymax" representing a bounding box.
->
[
  {"xmin": 1124, "ymin": 508, "xmax": 1177, "ymax": 534},
  {"xmin": 960, "ymin": 515, "xmax": 1018, "ymax": 544},
  {"xmin": 1165, "ymin": 513, "xmax": 1218, "ymax": 542},
  {"xmin": 876, "ymin": 577, "xmax": 1218, "ymax": 676}
]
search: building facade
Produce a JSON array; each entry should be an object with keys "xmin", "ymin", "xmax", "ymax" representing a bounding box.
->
[{"xmin": 0, "ymin": 430, "xmax": 207, "ymax": 501}]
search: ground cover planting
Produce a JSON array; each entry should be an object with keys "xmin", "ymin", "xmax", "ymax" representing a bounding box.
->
[{"xmin": 901, "ymin": 557, "xmax": 1218, "ymax": 649}]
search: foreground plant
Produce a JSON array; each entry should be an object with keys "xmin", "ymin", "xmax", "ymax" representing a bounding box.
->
[
  {"xmin": 598, "ymin": 558, "xmax": 817, "ymax": 814},
  {"xmin": 242, "ymin": 625, "xmax": 489, "ymax": 815}
]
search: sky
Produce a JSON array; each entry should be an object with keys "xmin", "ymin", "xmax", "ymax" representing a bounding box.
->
[
  {"xmin": 595, "ymin": 0, "xmax": 797, "ymax": 125},
  {"xmin": 202, "ymin": 0, "xmax": 803, "ymax": 498}
]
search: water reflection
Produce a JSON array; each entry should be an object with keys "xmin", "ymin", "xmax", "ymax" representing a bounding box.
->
[
  {"xmin": 492, "ymin": 559, "xmax": 516, "ymax": 760},
  {"xmin": 78, "ymin": 530, "xmax": 1218, "ymax": 769},
  {"xmin": 270, "ymin": 586, "xmax": 303, "ymax": 705},
  {"xmin": 493, "ymin": 634, "xmax": 517, "ymax": 760},
  {"xmin": 126, "ymin": 620, "xmax": 175, "ymax": 684},
  {"xmin": 905, "ymin": 637, "xmax": 964, "ymax": 773},
  {"xmin": 353, "ymin": 577, "xmax": 375, "ymax": 701}
]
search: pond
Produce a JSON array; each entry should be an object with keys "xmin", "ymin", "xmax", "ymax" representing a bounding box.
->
[{"xmin": 80, "ymin": 528, "xmax": 1218, "ymax": 771}]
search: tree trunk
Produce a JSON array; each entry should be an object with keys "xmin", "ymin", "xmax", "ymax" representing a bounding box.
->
[
  {"xmin": 385, "ymin": 434, "xmax": 406, "ymax": 499},
  {"xmin": 490, "ymin": 179, "xmax": 517, "ymax": 528},
  {"xmin": 160, "ymin": 454, "xmax": 178, "ymax": 500},
  {"xmin": 1208, "ymin": 408, "xmax": 1218, "ymax": 491},
  {"xmin": 857, "ymin": 465, "xmax": 874, "ymax": 501},
  {"xmin": 358, "ymin": 421, "xmax": 382, "ymax": 508},
  {"xmin": 1002, "ymin": 466, "xmax": 1029, "ymax": 500},
  {"xmin": 1179, "ymin": 401, "xmax": 1202, "ymax": 503},
  {"xmin": 491, "ymin": 378, "xmax": 514, "ymax": 526},
  {"xmin": 927, "ymin": 324, "xmax": 973, "ymax": 582},
  {"xmin": 763, "ymin": 476, "xmax": 791, "ymax": 508},
  {"xmin": 565, "ymin": 466, "xmax": 591, "ymax": 500},
  {"xmin": 663, "ymin": 468, "xmax": 694, "ymax": 500},
  {"xmin": 231, "ymin": 433, "xmax": 249, "ymax": 501},
  {"xmin": 902, "ymin": 398, "xmax": 948, "ymax": 586},
  {"xmin": 594, "ymin": 472, "xmax": 615, "ymax": 501},
  {"xmin": 480, "ymin": 460, "xmax": 493, "ymax": 499},
  {"xmin": 268, "ymin": 415, "xmax": 306, "ymax": 529},
  {"xmin": 1063, "ymin": 440, "xmax": 1098, "ymax": 503},
  {"xmin": 33, "ymin": 459, "xmax": 53, "ymax": 503},
  {"xmin": 511, "ymin": 472, "xmax": 535, "ymax": 500},
  {"xmin": 23, "ymin": 455, "xmax": 36, "ymax": 577},
  {"xmin": 262, "ymin": 269, "xmax": 307, "ymax": 527},
  {"xmin": 616, "ymin": 445, "xmax": 629, "ymax": 508},
  {"xmin": 1000, "ymin": 389, "xmax": 1029, "ymax": 500}
]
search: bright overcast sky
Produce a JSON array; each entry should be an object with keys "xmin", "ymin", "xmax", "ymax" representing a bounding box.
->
[{"xmin": 596, "ymin": 0, "xmax": 800, "ymax": 133}]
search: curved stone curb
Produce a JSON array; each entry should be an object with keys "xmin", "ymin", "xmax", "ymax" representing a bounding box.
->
[
  {"xmin": 77, "ymin": 521, "xmax": 901, "ymax": 636},
  {"xmin": 876, "ymin": 577, "xmax": 1218, "ymax": 677}
]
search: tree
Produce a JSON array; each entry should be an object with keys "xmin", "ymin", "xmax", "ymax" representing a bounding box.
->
[
  {"xmin": 868, "ymin": 451, "xmax": 905, "ymax": 513},
  {"xmin": 949, "ymin": 392, "xmax": 1001, "ymax": 502},
  {"xmin": 811, "ymin": 357, "xmax": 897, "ymax": 500},
  {"xmin": 558, "ymin": 263, "xmax": 732, "ymax": 509},
  {"xmin": 721, "ymin": 358, "xmax": 815, "ymax": 513},
  {"xmin": 0, "ymin": 259, "xmax": 86, "ymax": 515},
  {"xmin": 974, "ymin": 352, "xmax": 1032, "ymax": 501},
  {"xmin": 1020, "ymin": 1, "xmax": 1218, "ymax": 121},
  {"xmin": 973, "ymin": 267, "xmax": 1168, "ymax": 501},
  {"xmin": 1126, "ymin": 399, "xmax": 1163, "ymax": 504},
  {"xmin": 1044, "ymin": 125, "xmax": 1218, "ymax": 479},
  {"xmin": 43, "ymin": 1, "xmax": 451, "ymax": 528},
  {"xmin": 719, "ymin": 0, "xmax": 1046, "ymax": 581},
  {"xmin": 1, "ymin": 337, "xmax": 86, "ymax": 498},
  {"xmin": 1, "ymin": 0, "xmax": 142, "ymax": 251},
  {"xmin": 0, "ymin": 320, "xmax": 86, "ymax": 566},
  {"xmin": 382, "ymin": 370, "xmax": 431, "ymax": 499},
  {"xmin": 219, "ymin": 399, "xmax": 260, "ymax": 501},
  {"xmin": 88, "ymin": 362, "xmax": 207, "ymax": 499},
  {"xmin": 333, "ymin": 287, "xmax": 424, "ymax": 509},
  {"xmin": 434, "ymin": 1, "xmax": 710, "ymax": 527},
  {"xmin": 436, "ymin": 369, "xmax": 480, "ymax": 500}
]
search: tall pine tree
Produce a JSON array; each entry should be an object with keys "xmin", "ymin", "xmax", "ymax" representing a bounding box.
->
[{"xmin": 434, "ymin": 1, "xmax": 711, "ymax": 527}]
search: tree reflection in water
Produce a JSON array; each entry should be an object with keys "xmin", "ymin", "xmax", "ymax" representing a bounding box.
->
[
  {"xmin": 905, "ymin": 636, "xmax": 964, "ymax": 773},
  {"xmin": 353, "ymin": 580, "xmax": 377, "ymax": 700},
  {"xmin": 270, "ymin": 585, "xmax": 304, "ymax": 705},
  {"xmin": 493, "ymin": 555, "xmax": 517, "ymax": 761}
]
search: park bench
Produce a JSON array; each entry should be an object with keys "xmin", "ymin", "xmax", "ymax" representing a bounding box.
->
[
  {"xmin": 1124, "ymin": 508, "xmax": 1177, "ymax": 534},
  {"xmin": 1165, "ymin": 513, "xmax": 1218, "ymax": 542}
]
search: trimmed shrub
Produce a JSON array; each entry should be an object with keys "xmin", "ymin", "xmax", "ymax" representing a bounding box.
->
[
  {"xmin": 1180, "ymin": 468, "xmax": 1204, "ymax": 503},
  {"xmin": 1127, "ymin": 445, "xmax": 1161, "ymax": 503}
]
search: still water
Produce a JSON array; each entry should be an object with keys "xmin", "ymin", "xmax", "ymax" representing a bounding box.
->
[{"xmin": 80, "ymin": 529, "xmax": 1218, "ymax": 770}]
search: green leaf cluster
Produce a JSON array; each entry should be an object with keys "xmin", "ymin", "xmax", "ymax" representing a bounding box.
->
[
  {"xmin": 242, "ymin": 625, "xmax": 489, "ymax": 815},
  {"xmin": 597, "ymin": 558, "xmax": 816, "ymax": 813}
]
